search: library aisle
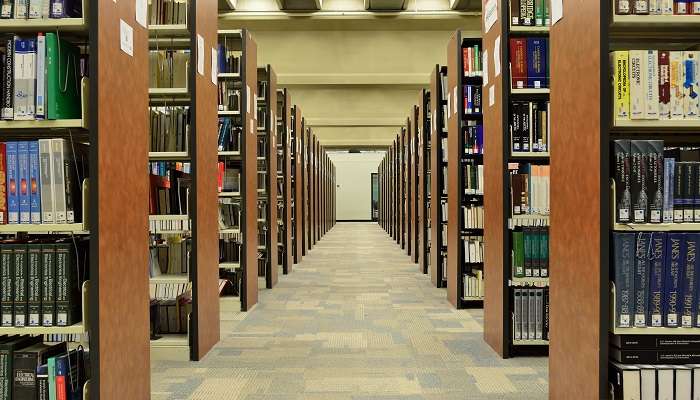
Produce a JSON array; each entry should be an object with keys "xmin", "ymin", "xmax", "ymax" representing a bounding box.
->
[{"xmin": 151, "ymin": 223, "xmax": 547, "ymax": 399}]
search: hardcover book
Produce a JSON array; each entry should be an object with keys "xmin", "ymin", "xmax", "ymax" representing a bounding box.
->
[
  {"xmin": 634, "ymin": 232, "xmax": 651, "ymax": 327},
  {"xmin": 11, "ymin": 244, "xmax": 26, "ymax": 327},
  {"xmin": 510, "ymin": 38, "xmax": 527, "ymax": 89},
  {"xmin": 630, "ymin": 140, "xmax": 648, "ymax": 223},
  {"xmin": 665, "ymin": 233, "xmax": 685, "ymax": 327},
  {"xmin": 629, "ymin": 50, "xmax": 646, "ymax": 120},
  {"xmin": 682, "ymin": 233, "xmax": 700, "ymax": 327},
  {"xmin": 614, "ymin": 232, "xmax": 635, "ymax": 328},
  {"xmin": 526, "ymin": 38, "xmax": 547, "ymax": 89},
  {"xmin": 614, "ymin": 140, "xmax": 631, "ymax": 223},
  {"xmin": 646, "ymin": 140, "xmax": 664, "ymax": 223},
  {"xmin": 659, "ymin": 51, "xmax": 671, "ymax": 119},
  {"xmin": 648, "ymin": 232, "xmax": 666, "ymax": 327},
  {"xmin": 16, "ymin": 141, "xmax": 29, "ymax": 224},
  {"xmin": 611, "ymin": 51, "xmax": 630, "ymax": 120}
]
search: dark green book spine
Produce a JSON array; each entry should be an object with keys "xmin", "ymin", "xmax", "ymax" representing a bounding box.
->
[
  {"xmin": 0, "ymin": 246, "xmax": 13, "ymax": 327},
  {"xmin": 41, "ymin": 244, "xmax": 55, "ymax": 326},
  {"xmin": 55, "ymin": 243, "xmax": 79, "ymax": 326},
  {"xmin": 0, "ymin": 350, "xmax": 8, "ymax": 400},
  {"xmin": 12, "ymin": 245, "xmax": 27, "ymax": 327},
  {"xmin": 524, "ymin": 228, "xmax": 533, "ymax": 277},
  {"xmin": 541, "ymin": 227, "xmax": 549, "ymax": 277},
  {"xmin": 27, "ymin": 244, "xmax": 41, "ymax": 327}
]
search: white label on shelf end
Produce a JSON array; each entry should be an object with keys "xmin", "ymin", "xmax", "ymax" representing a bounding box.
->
[
  {"xmin": 483, "ymin": 49, "xmax": 489, "ymax": 86},
  {"xmin": 211, "ymin": 48, "xmax": 217, "ymax": 85},
  {"xmin": 483, "ymin": 0, "xmax": 498, "ymax": 34},
  {"xmin": 197, "ymin": 34, "xmax": 205, "ymax": 76},
  {"xmin": 494, "ymin": 36, "xmax": 501, "ymax": 78},
  {"xmin": 488, "ymin": 85, "xmax": 495, "ymax": 107},
  {"xmin": 135, "ymin": 0, "xmax": 147, "ymax": 28},
  {"xmin": 119, "ymin": 19, "xmax": 133, "ymax": 57}
]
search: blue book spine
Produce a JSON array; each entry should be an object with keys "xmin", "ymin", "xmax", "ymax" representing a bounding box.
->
[
  {"xmin": 217, "ymin": 43, "xmax": 225, "ymax": 72},
  {"xmin": 29, "ymin": 141, "xmax": 41, "ymax": 224},
  {"xmin": 634, "ymin": 232, "xmax": 651, "ymax": 327},
  {"xmin": 6, "ymin": 142, "xmax": 18, "ymax": 224},
  {"xmin": 476, "ymin": 125, "xmax": 484, "ymax": 154},
  {"xmin": 665, "ymin": 233, "xmax": 686, "ymax": 327},
  {"xmin": 17, "ymin": 141, "xmax": 30, "ymax": 223},
  {"xmin": 682, "ymin": 233, "xmax": 699, "ymax": 327},
  {"xmin": 663, "ymin": 158, "xmax": 675, "ymax": 223},
  {"xmin": 526, "ymin": 38, "xmax": 547, "ymax": 89},
  {"xmin": 648, "ymin": 232, "xmax": 666, "ymax": 327},
  {"xmin": 614, "ymin": 232, "xmax": 636, "ymax": 328}
]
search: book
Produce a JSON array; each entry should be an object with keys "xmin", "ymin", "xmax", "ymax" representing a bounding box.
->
[
  {"xmin": 614, "ymin": 140, "xmax": 631, "ymax": 223},
  {"xmin": 644, "ymin": 50, "xmax": 659, "ymax": 119},
  {"xmin": 26, "ymin": 243, "xmax": 41, "ymax": 327},
  {"xmin": 11, "ymin": 243, "xmax": 26, "ymax": 327},
  {"xmin": 50, "ymin": 139, "xmax": 66, "ymax": 223},
  {"xmin": 666, "ymin": 233, "xmax": 685, "ymax": 327},
  {"xmin": 629, "ymin": 50, "xmax": 646, "ymax": 120},
  {"xmin": 0, "ymin": 245, "xmax": 12, "ymax": 327},
  {"xmin": 663, "ymin": 158, "xmax": 675, "ymax": 223},
  {"xmin": 670, "ymin": 50, "xmax": 685, "ymax": 120},
  {"xmin": 611, "ymin": 333, "xmax": 700, "ymax": 349},
  {"xmin": 37, "ymin": 363, "xmax": 48, "ymax": 400},
  {"xmin": 685, "ymin": 51, "xmax": 700, "ymax": 119},
  {"xmin": 0, "ymin": 143, "xmax": 7, "ymax": 225},
  {"xmin": 659, "ymin": 50, "xmax": 671, "ymax": 119},
  {"xmin": 526, "ymin": 38, "xmax": 547, "ymax": 89},
  {"xmin": 55, "ymin": 242, "xmax": 79, "ymax": 326},
  {"xmin": 41, "ymin": 243, "xmax": 54, "ymax": 327},
  {"xmin": 46, "ymin": 33, "xmax": 81, "ymax": 120},
  {"xmin": 0, "ymin": 0, "xmax": 12, "ymax": 17},
  {"xmin": 616, "ymin": 0, "xmax": 631, "ymax": 13},
  {"xmin": 5, "ymin": 142, "xmax": 17, "ymax": 225},
  {"xmin": 647, "ymin": 140, "xmax": 664, "ymax": 223},
  {"xmin": 611, "ymin": 51, "xmax": 630, "ymax": 120},
  {"xmin": 649, "ymin": 232, "xmax": 666, "ymax": 327},
  {"xmin": 611, "ymin": 347, "xmax": 700, "ymax": 364},
  {"xmin": 510, "ymin": 38, "xmax": 527, "ymax": 89},
  {"xmin": 1, "ymin": 36, "xmax": 14, "ymax": 120},
  {"xmin": 634, "ymin": 232, "xmax": 651, "ymax": 327},
  {"xmin": 614, "ymin": 232, "xmax": 635, "ymax": 328},
  {"xmin": 630, "ymin": 140, "xmax": 648, "ymax": 223},
  {"xmin": 12, "ymin": 342, "xmax": 66, "ymax": 400},
  {"xmin": 0, "ymin": 335, "xmax": 41, "ymax": 400},
  {"xmin": 38, "ymin": 139, "xmax": 53, "ymax": 224},
  {"xmin": 682, "ymin": 233, "xmax": 700, "ymax": 327},
  {"xmin": 16, "ymin": 142, "xmax": 28, "ymax": 224},
  {"xmin": 609, "ymin": 363, "xmax": 640, "ymax": 400},
  {"xmin": 29, "ymin": 141, "xmax": 40, "ymax": 223},
  {"xmin": 35, "ymin": 34, "xmax": 45, "ymax": 119}
]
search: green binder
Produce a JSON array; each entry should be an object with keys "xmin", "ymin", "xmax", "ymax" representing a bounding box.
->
[{"xmin": 46, "ymin": 33, "xmax": 81, "ymax": 120}]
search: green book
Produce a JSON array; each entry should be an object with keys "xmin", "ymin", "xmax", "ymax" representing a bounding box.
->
[
  {"xmin": 55, "ymin": 242, "xmax": 80, "ymax": 326},
  {"xmin": 535, "ymin": 0, "xmax": 544, "ymax": 26},
  {"xmin": 0, "ymin": 246, "xmax": 13, "ymax": 328},
  {"xmin": 512, "ymin": 231, "xmax": 525, "ymax": 278},
  {"xmin": 532, "ymin": 228, "xmax": 541, "ymax": 277},
  {"xmin": 523, "ymin": 228, "xmax": 532, "ymax": 277},
  {"xmin": 11, "ymin": 244, "xmax": 27, "ymax": 327},
  {"xmin": 46, "ymin": 33, "xmax": 81, "ymax": 120},
  {"xmin": 544, "ymin": 0, "xmax": 550, "ymax": 26},
  {"xmin": 47, "ymin": 356, "xmax": 56, "ymax": 400},
  {"xmin": 26, "ymin": 244, "xmax": 41, "ymax": 327},
  {"xmin": 541, "ymin": 227, "xmax": 549, "ymax": 277},
  {"xmin": 40, "ymin": 244, "xmax": 55, "ymax": 327}
]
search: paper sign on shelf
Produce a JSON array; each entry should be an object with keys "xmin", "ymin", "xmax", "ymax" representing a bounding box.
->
[
  {"xmin": 552, "ymin": 0, "xmax": 563, "ymax": 25},
  {"xmin": 197, "ymin": 34, "xmax": 204, "ymax": 76},
  {"xmin": 119, "ymin": 19, "xmax": 133, "ymax": 57},
  {"xmin": 246, "ymin": 85, "xmax": 250, "ymax": 116},
  {"xmin": 453, "ymin": 86, "xmax": 458, "ymax": 115},
  {"xmin": 494, "ymin": 36, "xmax": 501, "ymax": 78},
  {"xmin": 488, "ymin": 85, "xmax": 495, "ymax": 107},
  {"xmin": 483, "ymin": 0, "xmax": 498, "ymax": 34},
  {"xmin": 135, "ymin": 0, "xmax": 147, "ymax": 28},
  {"xmin": 211, "ymin": 48, "xmax": 217, "ymax": 85},
  {"xmin": 483, "ymin": 49, "xmax": 489, "ymax": 86}
]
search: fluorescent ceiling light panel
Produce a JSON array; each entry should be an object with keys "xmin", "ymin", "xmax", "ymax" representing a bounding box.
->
[
  {"xmin": 364, "ymin": 0, "xmax": 406, "ymax": 10},
  {"xmin": 449, "ymin": 0, "xmax": 480, "ymax": 10},
  {"xmin": 276, "ymin": 0, "xmax": 323, "ymax": 11}
]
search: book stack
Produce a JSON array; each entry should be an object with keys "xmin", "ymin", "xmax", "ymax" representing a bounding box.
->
[
  {"xmin": 610, "ymin": 362, "xmax": 700, "ymax": 400},
  {"xmin": 149, "ymin": 162, "xmax": 191, "ymax": 215},
  {"xmin": 464, "ymin": 161, "xmax": 484, "ymax": 195},
  {"xmin": 1, "ymin": 33, "xmax": 84, "ymax": 121},
  {"xmin": 463, "ymin": 236, "xmax": 484, "ymax": 264},
  {"xmin": 216, "ymin": 163, "xmax": 240, "ymax": 193},
  {"xmin": 463, "ymin": 271, "xmax": 484, "ymax": 298},
  {"xmin": 218, "ymin": 199, "xmax": 240, "ymax": 229},
  {"xmin": 0, "ymin": 0, "xmax": 82, "ymax": 18},
  {"xmin": 219, "ymin": 237, "xmax": 240, "ymax": 264},
  {"xmin": 149, "ymin": 217, "xmax": 190, "ymax": 232},
  {"xmin": 217, "ymin": 41, "xmax": 240, "ymax": 74},
  {"xmin": 463, "ymin": 204, "xmax": 484, "ymax": 229},
  {"xmin": 218, "ymin": 118, "xmax": 241, "ymax": 152},
  {"xmin": 462, "ymin": 44, "xmax": 482, "ymax": 77},
  {"xmin": 463, "ymin": 121, "xmax": 483, "ymax": 155},
  {"xmin": 148, "ymin": 0, "xmax": 187, "ymax": 25},
  {"xmin": 611, "ymin": 50, "xmax": 700, "ymax": 122},
  {"xmin": 149, "ymin": 235, "xmax": 190, "ymax": 278},
  {"xmin": 464, "ymin": 85, "xmax": 482, "ymax": 114},
  {"xmin": 217, "ymin": 81, "xmax": 240, "ymax": 112},
  {"xmin": 150, "ymin": 283, "xmax": 190, "ymax": 336},
  {"xmin": 149, "ymin": 106, "xmax": 190, "ymax": 153},
  {"xmin": 509, "ymin": 38, "xmax": 549, "ymax": 89},
  {"xmin": 509, "ymin": 163, "xmax": 550, "ymax": 217},
  {"xmin": 149, "ymin": 50, "xmax": 189, "ymax": 89},
  {"xmin": 614, "ymin": 0, "xmax": 700, "ymax": 15},
  {"xmin": 0, "ymin": 240, "xmax": 84, "ymax": 327},
  {"xmin": 511, "ymin": 226, "xmax": 549, "ymax": 278},
  {"xmin": 509, "ymin": 0, "xmax": 551, "ymax": 26},
  {"xmin": 512, "ymin": 287, "xmax": 550, "ymax": 341},
  {"xmin": 510, "ymin": 100, "xmax": 550, "ymax": 153}
]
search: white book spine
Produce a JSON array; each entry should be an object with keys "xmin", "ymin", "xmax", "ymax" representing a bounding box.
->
[
  {"xmin": 513, "ymin": 289, "xmax": 522, "ymax": 340},
  {"xmin": 13, "ymin": 39, "xmax": 26, "ymax": 120},
  {"xmin": 661, "ymin": 0, "xmax": 673, "ymax": 13},
  {"xmin": 25, "ymin": 40, "xmax": 35, "ymax": 120},
  {"xmin": 38, "ymin": 139, "xmax": 53, "ymax": 223},
  {"xmin": 28, "ymin": 0, "xmax": 41, "ymax": 18},
  {"xmin": 14, "ymin": 0, "xmax": 27, "ymax": 18},
  {"xmin": 51, "ymin": 138, "xmax": 66, "ymax": 223},
  {"xmin": 41, "ymin": 0, "xmax": 50, "ymax": 18},
  {"xmin": 645, "ymin": 50, "xmax": 659, "ymax": 119},
  {"xmin": 671, "ymin": 51, "xmax": 685, "ymax": 120},
  {"xmin": 35, "ymin": 34, "xmax": 45, "ymax": 119},
  {"xmin": 686, "ymin": 51, "xmax": 700, "ymax": 119},
  {"xmin": 629, "ymin": 50, "xmax": 646, "ymax": 120}
]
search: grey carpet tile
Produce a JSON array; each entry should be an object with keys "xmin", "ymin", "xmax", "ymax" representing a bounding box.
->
[{"xmin": 151, "ymin": 222, "xmax": 548, "ymax": 399}]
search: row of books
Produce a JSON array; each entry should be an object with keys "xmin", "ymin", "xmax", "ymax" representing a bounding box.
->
[
  {"xmin": 440, "ymin": 137, "xmax": 448, "ymax": 162},
  {"xmin": 510, "ymin": 100, "xmax": 550, "ymax": 153},
  {"xmin": 217, "ymin": 81, "xmax": 240, "ymax": 112},
  {"xmin": 219, "ymin": 238, "xmax": 240, "ymax": 263},
  {"xmin": 216, "ymin": 163, "xmax": 240, "ymax": 193},
  {"xmin": 463, "ymin": 204, "xmax": 483, "ymax": 229},
  {"xmin": 462, "ymin": 44, "xmax": 482, "ymax": 77},
  {"xmin": 510, "ymin": 38, "xmax": 548, "ymax": 90},
  {"xmin": 149, "ymin": 164, "xmax": 190, "ymax": 215},
  {"xmin": 218, "ymin": 117, "xmax": 241, "ymax": 153},
  {"xmin": 150, "ymin": 283, "xmax": 190, "ymax": 336},
  {"xmin": 149, "ymin": 236, "xmax": 190, "ymax": 278},
  {"xmin": 149, "ymin": 217, "xmax": 190, "ymax": 232},
  {"xmin": 0, "ymin": 338, "xmax": 87, "ymax": 400},
  {"xmin": 610, "ymin": 362, "xmax": 700, "ymax": 400},
  {"xmin": 149, "ymin": 0, "xmax": 187, "ymax": 25},
  {"xmin": 218, "ymin": 199, "xmax": 240, "ymax": 229},
  {"xmin": 614, "ymin": 232, "xmax": 700, "ymax": 328},
  {"xmin": 463, "ymin": 236, "xmax": 484, "ymax": 264},
  {"xmin": 513, "ymin": 287, "xmax": 549, "ymax": 341},
  {"xmin": 216, "ymin": 41, "xmax": 240, "ymax": 75},
  {"xmin": 464, "ymin": 163, "xmax": 484, "ymax": 195},
  {"xmin": 1, "ymin": 33, "xmax": 83, "ymax": 121},
  {"xmin": 615, "ymin": 0, "xmax": 700, "ymax": 15},
  {"xmin": 0, "ymin": 0, "xmax": 82, "ymax": 18},
  {"xmin": 512, "ymin": 226, "xmax": 549, "ymax": 278},
  {"xmin": 463, "ymin": 122, "xmax": 483, "ymax": 155},
  {"xmin": 150, "ymin": 106, "xmax": 190, "ymax": 153},
  {"xmin": 0, "ymin": 241, "xmax": 83, "ymax": 328},
  {"xmin": 611, "ymin": 50, "xmax": 700, "ymax": 121},
  {"xmin": 149, "ymin": 50, "xmax": 188, "ymax": 90},
  {"xmin": 510, "ymin": 163, "xmax": 550, "ymax": 216},
  {"xmin": 464, "ymin": 85, "xmax": 482, "ymax": 115},
  {"xmin": 1, "ymin": 139, "xmax": 84, "ymax": 225},
  {"xmin": 509, "ymin": 0, "xmax": 550, "ymax": 26},
  {"xmin": 463, "ymin": 270, "xmax": 483, "ymax": 298}
]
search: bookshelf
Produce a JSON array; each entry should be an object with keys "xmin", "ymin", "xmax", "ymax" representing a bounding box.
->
[
  {"xmin": 392, "ymin": 138, "xmax": 398, "ymax": 242},
  {"xmin": 277, "ymin": 89, "xmax": 293, "ymax": 274},
  {"xmin": 409, "ymin": 107, "xmax": 419, "ymax": 264},
  {"xmin": 400, "ymin": 128, "xmax": 406, "ymax": 250},
  {"xmin": 256, "ymin": 65, "xmax": 279, "ymax": 289},
  {"xmin": 292, "ymin": 106, "xmax": 304, "ymax": 263},
  {"xmin": 481, "ymin": 0, "xmax": 552, "ymax": 357},
  {"xmin": 312, "ymin": 136, "xmax": 318, "ymax": 247},
  {"xmin": 417, "ymin": 89, "xmax": 431, "ymax": 274},
  {"xmin": 216, "ymin": 29, "xmax": 259, "ymax": 312},
  {"xmin": 446, "ymin": 32, "xmax": 485, "ymax": 309},
  {"xmin": 429, "ymin": 65, "xmax": 449, "ymax": 289}
]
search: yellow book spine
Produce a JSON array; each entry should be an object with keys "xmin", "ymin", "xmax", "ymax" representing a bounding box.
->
[{"xmin": 611, "ymin": 51, "xmax": 630, "ymax": 120}]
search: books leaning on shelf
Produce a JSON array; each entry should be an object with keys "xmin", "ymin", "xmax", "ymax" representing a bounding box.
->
[
  {"xmin": 464, "ymin": 160, "xmax": 484, "ymax": 195},
  {"xmin": 149, "ymin": 235, "xmax": 190, "ymax": 277},
  {"xmin": 1, "ymin": 240, "xmax": 85, "ymax": 327},
  {"xmin": 150, "ymin": 282, "xmax": 191, "ymax": 337},
  {"xmin": 463, "ymin": 236, "xmax": 483, "ymax": 264},
  {"xmin": 510, "ymin": 100, "xmax": 550, "ymax": 153},
  {"xmin": 509, "ymin": 0, "xmax": 551, "ymax": 26},
  {"xmin": 614, "ymin": 0, "xmax": 700, "ymax": 15},
  {"xmin": 149, "ymin": 0, "xmax": 187, "ymax": 25},
  {"xmin": 509, "ymin": 163, "xmax": 550, "ymax": 216},
  {"xmin": 149, "ymin": 162, "xmax": 191, "ymax": 215},
  {"xmin": 509, "ymin": 37, "xmax": 548, "ymax": 90},
  {"xmin": 1, "ymin": 33, "xmax": 84, "ymax": 121},
  {"xmin": 462, "ymin": 44, "xmax": 482, "ymax": 77},
  {"xmin": 611, "ymin": 50, "xmax": 700, "ymax": 122},
  {"xmin": 216, "ymin": 163, "xmax": 240, "ymax": 193},
  {"xmin": 219, "ymin": 237, "xmax": 240, "ymax": 264},
  {"xmin": 609, "ymin": 363, "xmax": 700, "ymax": 400},
  {"xmin": 463, "ymin": 270, "xmax": 483, "ymax": 298},
  {"xmin": 463, "ymin": 85, "xmax": 482, "ymax": 115},
  {"xmin": 513, "ymin": 287, "xmax": 549, "ymax": 341},
  {"xmin": 512, "ymin": 226, "xmax": 549, "ymax": 278},
  {"xmin": 217, "ymin": 41, "xmax": 240, "ymax": 74},
  {"xmin": 218, "ymin": 117, "xmax": 241, "ymax": 152},
  {"xmin": 150, "ymin": 106, "xmax": 190, "ymax": 154},
  {"xmin": 149, "ymin": 50, "xmax": 189, "ymax": 90},
  {"xmin": 218, "ymin": 80, "xmax": 240, "ymax": 112},
  {"xmin": 218, "ymin": 198, "xmax": 240, "ymax": 230},
  {"xmin": 0, "ymin": 0, "xmax": 82, "ymax": 18},
  {"xmin": 613, "ymin": 231, "xmax": 700, "ymax": 329},
  {"xmin": 463, "ymin": 121, "xmax": 483, "ymax": 155},
  {"xmin": 463, "ymin": 204, "xmax": 483, "ymax": 229}
]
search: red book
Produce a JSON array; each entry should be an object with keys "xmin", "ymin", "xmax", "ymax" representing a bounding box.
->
[
  {"xmin": 510, "ymin": 38, "xmax": 528, "ymax": 89},
  {"xmin": 56, "ymin": 375, "xmax": 66, "ymax": 400},
  {"xmin": 463, "ymin": 48, "xmax": 469, "ymax": 76},
  {"xmin": 217, "ymin": 162, "xmax": 224, "ymax": 192},
  {"xmin": 0, "ymin": 143, "xmax": 6, "ymax": 224},
  {"xmin": 659, "ymin": 51, "xmax": 670, "ymax": 119}
]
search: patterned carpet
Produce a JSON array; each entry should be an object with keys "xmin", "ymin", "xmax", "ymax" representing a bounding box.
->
[{"xmin": 151, "ymin": 222, "xmax": 548, "ymax": 399}]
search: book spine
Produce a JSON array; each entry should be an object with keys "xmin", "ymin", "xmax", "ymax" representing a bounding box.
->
[
  {"xmin": 684, "ymin": 51, "xmax": 700, "ymax": 118},
  {"xmin": 6, "ymin": 142, "xmax": 17, "ymax": 224},
  {"xmin": 663, "ymin": 158, "xmax": 674, "ymax": 223},
  {"xmin": 29, "ymin": 140, "xmax": 40, "ymax": 223},
  {"xmin": 526, "ymin": 38, "xmax": 546, "ymax": 89},
  {"xmin": 611, "ymin": 51, "xmax": 630, "ymax": 120},
  {"xmin": 617, "ymin": 0, "xmax": 631, "ymax": 13},
  {"xmin": 541, "ymin": 226, "xmax": 549, "ymax": 277},
  {"xmin": 12, "ymin": 351, "xmax": 37, "ymax": 400},
  {"xmin": 27, "ymin": 244, "xmax": 41, "ymax": 326},
  {"xmin": 682, "ymin": 233, "xmax": 699, "ymax": 327},
  {"xmin": 528, "ymin": 289, "xmax": 536, "ymax": 339},
  {"xmin": 0, "ymin": 245, "xmax": 12, "ymax": 327},
  {"xmin": 534, "ymin": 0, "xmax": 543, "ymax": 26},
  {"xmin": 41, "ymin": 243, "xmax": 54, "ymax": 326},
  {"xmin": 648, "ymin": 140, "xmax": 664, "ymax": 223},
  {"xmin": 0, "ymin": 143, "xmax": 6, "ymax": 225},
  {"xmin": 510, "ymin": 39, "xmax": 527, "ymax": 89},
  {"xmin": 51, "ymin": 139, "xmax": 66, "ymax": 223},
  {"xmin": 55, "ymin": 242, "xmax": 78, "ymax": 326},
  {"xmin": 0, "ymin": 0, "xmax": 12, "ymax": 18},
  {"xmin": 670, "ymin": 51, "xmax": 685, "ymax": 119},
  {"xmin": 38, "ymin": 139, "xmax": 53, "ymax": 223},
  {"xmin": 662, "ymin": 0, "xmax": 674, "ymax": 13},
  {"xmin": 659, "ymin": 51, "xmax": 671, "ymax": 119},
  {"xmin": 525, "ymin": 0, "xmax": 535, "ymax": 25},
  {"xmin": 12, "ymin": 244, "xmax": 26, "ymax": 327},
  {"xmin": 629, "ymin": 50, "xmax": 646, "ymax": 120},
  {"xmin": 535, "ymin": 289, "xmax": 543, "ymax": 339},
  {"xmin": 510, "ymin": 0, "xmax": 520, "ymax": 24},
  {"xmin": 35, "ymin": 33, "xmax": 45, "ymax": 119},
  {"xmin": 62, "ymin": 141, "xmax": 74, "ymax": 223},
  {"xmin": 634, "ymin": 0, "xmax": 650, "ymax": 13},
  {"xmin": 543, "ymin": 0, "xmax": 550, "ymax": 25},
  {"xmin": 37, "ymin": 374, "xmax": 48, "ymax": 400},
  {"xmin": 614, "ymin": 232, "xmax": 635, "ymax": 328},
  {"xmin": 665, "ymin": 233, "xmax": 685, "ymax": 327},
  {"xmin": 630, "ymin": 140, "xmax": 647, "ymax": 223},
  {"xmin": 17, "ymin": 141, "xmax": 29, "ymax": 224},
  {"xmin": 634, "ymin": 233, "xmax": 651, "ymax": 327},
  {"xmin": 675, "ymin": 162, "xmax": 685, "ymax": 222},
  {"xmin": 1, "ymin": 36, "xmax": 13, "ymax": 120},
  {"xmin": 615, "ymin": 142, "xmax": 632, "ymax": 224},
  {"xmin": 520, "ymin": 0, "xmax": 528, "ymax": 24},
  {"xmin": 645, "ymin": 50, "xmax": 659, "ymax": 119},
  {"xmin": 685, "ymin": 162, "xmax": 695, "ymax": 222},
  {"xmin": 649, "ymin": 232, "xmax": 666, "ymax": 327}
]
